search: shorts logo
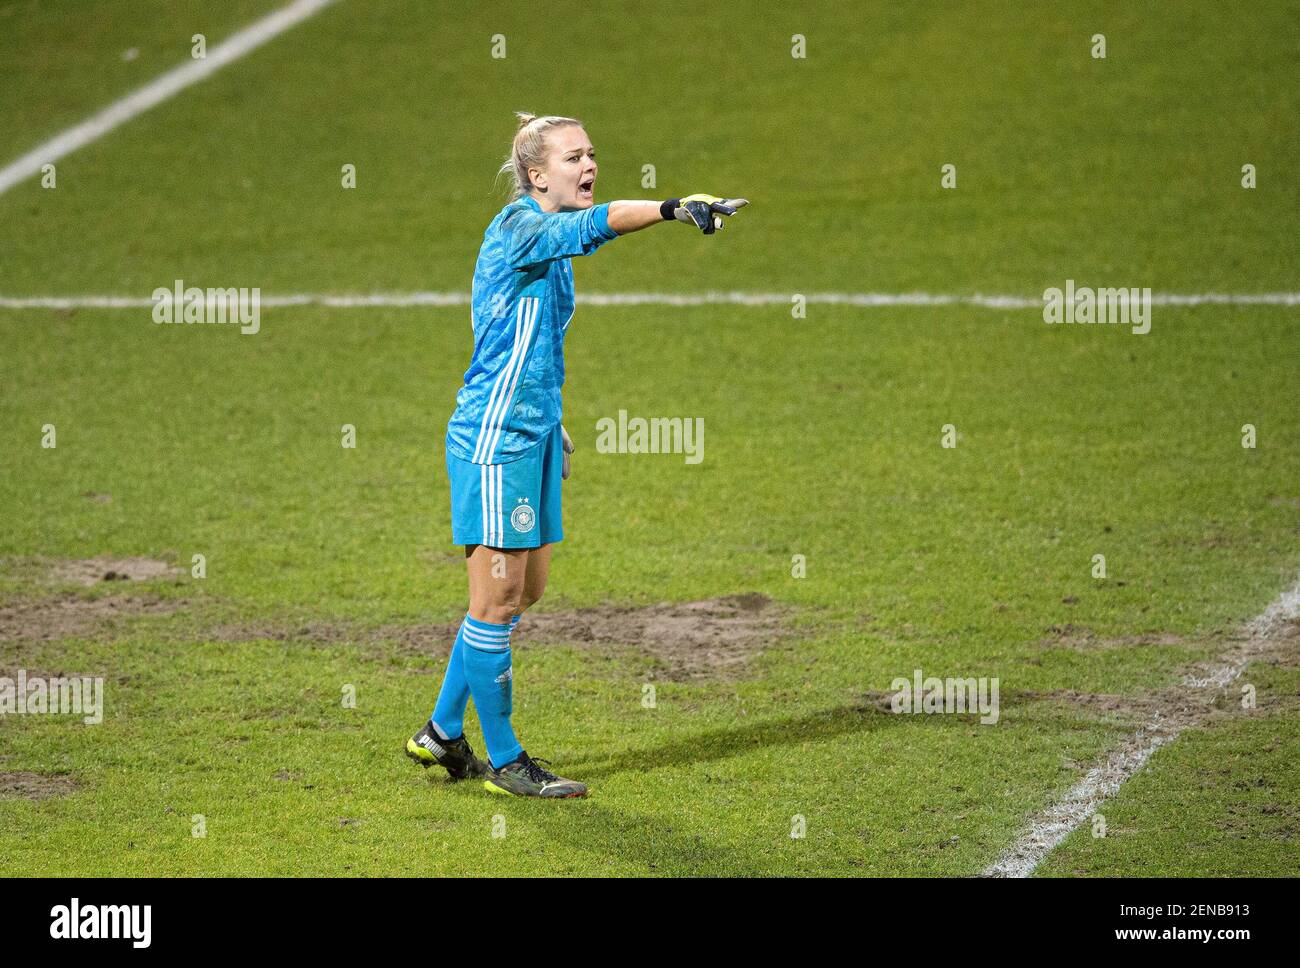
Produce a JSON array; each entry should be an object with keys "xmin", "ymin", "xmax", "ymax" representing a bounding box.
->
[{"xmin": 510, "ymin": 499, "xmax": 535, "ymax": 533}]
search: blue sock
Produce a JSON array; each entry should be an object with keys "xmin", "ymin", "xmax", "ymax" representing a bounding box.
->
[
  {"xmin": 430, "ymin": 613, "xmax": 518, "ymax": 741},
  {"xmin": 462, "ymin": 617, "xmax": 523, "ymax": 768}
]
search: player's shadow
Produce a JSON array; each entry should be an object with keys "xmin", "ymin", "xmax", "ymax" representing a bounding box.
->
[
  {"xmin": 567, "ymin": 700, "xmax": 909, "ymax": 780},
  {"xmin": 517, "ymin": 701, "xmax": 1005, "ymax": 875},
  {"xmin": 565, "ymin": 690, "xmax": 1113, "ymax": 782}
]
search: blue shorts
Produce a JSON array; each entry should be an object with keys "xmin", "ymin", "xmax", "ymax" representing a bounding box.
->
[{"xmin": 447, "ymin": 424, "xmax": 564, "ymax": 548}]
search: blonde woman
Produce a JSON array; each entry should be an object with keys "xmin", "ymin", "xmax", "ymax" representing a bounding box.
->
[{"xmin": 406, "ymin": 112, "xmax": 747, "ymax": 798}]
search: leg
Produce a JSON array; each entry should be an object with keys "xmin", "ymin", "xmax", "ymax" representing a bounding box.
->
[
  {"xmin": 466, "ymin": 543, "xmax": 531, "ymax": 623},
  {"xmin": 517, "ymin": 542, "xmax": 552, "ymax": 615},
  {"xmin": 462, "ymin": 543, "xmax": 531, "ymax": 768},
  {"xmin": 429, "ymin": 543, "xmax": 527, "ymax": 738},
  {"xmin": 476, "ymin": 430, "xmax": 586, "ymax": 798},
  {"xmin": 419, "ymin": 447, "xmax": 543, "ymax": 776}
]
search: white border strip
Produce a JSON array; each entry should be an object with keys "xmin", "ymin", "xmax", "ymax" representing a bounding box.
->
[
  {"xmin": 0, "ymin": 0, "xmax": 339, "ymax": 197},
  {"xmin": 982, "ymin": 577, "xmax": 1300, "ymax": 878},
  {"xmin": 1, "ymin": 291, "xmax": 1297, "ymax": 310}
]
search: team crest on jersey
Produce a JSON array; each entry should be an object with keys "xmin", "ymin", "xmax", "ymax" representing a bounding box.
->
[{"xmin": 510, "ymin": 499, "xmax": 535, "ymax": 533}]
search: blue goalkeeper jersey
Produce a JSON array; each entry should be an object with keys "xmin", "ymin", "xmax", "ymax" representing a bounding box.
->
[{"xmin": 445, "ymin": 195, "xmax": 620, "ymax": 464}]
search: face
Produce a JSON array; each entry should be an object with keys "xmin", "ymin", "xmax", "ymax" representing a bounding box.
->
[{"xmin": 529, "ymin": 125, "xmax": 597, "ymax": 211}]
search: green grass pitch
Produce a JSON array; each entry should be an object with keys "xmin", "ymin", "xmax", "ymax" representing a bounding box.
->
[{"xmin": 0, "ymin": 0, "xmax": 1296, "ymax": 876}]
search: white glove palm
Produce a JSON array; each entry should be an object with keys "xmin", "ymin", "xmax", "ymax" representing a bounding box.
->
[{"xmin": 561, "ymin": 424, "xmax": 574, "ymax": 480}]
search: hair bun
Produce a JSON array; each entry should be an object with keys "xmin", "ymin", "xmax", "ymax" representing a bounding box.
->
[{"xmin": 514, "ymin": 111, "xmax": 537, "ymax": 130}]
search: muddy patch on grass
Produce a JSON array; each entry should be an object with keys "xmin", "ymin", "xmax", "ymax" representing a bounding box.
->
[
  {"xmin": 213, "ymin": 593, "xmax": 799, "ymax": 681},
  {"xmin": 863, "ymin": 617, "xmax": 1300, "ymax": 739},
  {"xmin": 1182, "ymin": 616, "xmax": 1300, "ymax": 680},
  {"xmin": 1035, "ymin": 624, "xmax": 1192, "ymax": 653},
  {"xmin": 0, "ymin": 771, "xmax": 78, "ymax": 801},
  {"xmin": 0, "ymin": 594, "xmax": 184, "ymax": 643},
  {"xmin": 515, "ymin": 593, "xmax": 792, "ymax": 680},
  {"xmin": 1014, "ymin": 686, "xmax": 1245, "ymax": 730},
  {"xmin": 1021, "ymin": 620, "xmax": 1300, "ymax": 720},
  {"xmin": 47, "ymin": 556, "xmax": 181, "ymax": 587}
]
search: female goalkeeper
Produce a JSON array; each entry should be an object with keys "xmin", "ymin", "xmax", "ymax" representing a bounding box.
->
[{"xmin": 405, "ymin": 112, "xmax": 746, "ymax": 798}]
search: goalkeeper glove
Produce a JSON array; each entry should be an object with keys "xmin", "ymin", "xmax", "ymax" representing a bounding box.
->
[
  {"xmin": 661, "ymin": 194, "xmax": 749, "ymax": 234},
  {"xmin": 561, "ymin": 424, "xmax": 574, "ymax": 480}
]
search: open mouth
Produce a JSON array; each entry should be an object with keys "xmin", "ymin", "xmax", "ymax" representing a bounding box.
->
[{"xmin": 578, "ymin": 177, "xmax": 594, "ymax": 197}]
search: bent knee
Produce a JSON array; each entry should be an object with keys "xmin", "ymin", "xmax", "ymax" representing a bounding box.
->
[{"xmin": 469, "ymin": 587, "xmax": 525, "ymax": 626}]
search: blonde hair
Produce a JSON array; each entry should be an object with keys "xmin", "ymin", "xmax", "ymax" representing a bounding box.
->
[{"xmin": 498, "ymin": 112, "xmax": 583, "ymax": 199}]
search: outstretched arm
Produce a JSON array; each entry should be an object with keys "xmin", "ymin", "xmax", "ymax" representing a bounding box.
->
[
  {"xmin": 607, "ymin": 200, "xmax": 669, "ymax": 235},
  {"xmin": 609, "ymin": 196, "xmax": 749, "ymax": 236},
  {"xmin": 504, "ymin": 195, "xmax": 750, "ymax": 268}
]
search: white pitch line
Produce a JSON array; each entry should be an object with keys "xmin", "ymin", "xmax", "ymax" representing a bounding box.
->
[
  {"xmin": 982, "ymin": 576, "xmax": 1300, "ymax": 878},
  {"xmin": 0, "ymin": 291, "xmax": 1298, "ymax": 310},
  {"xmin": 0, "ymin": 0, "xmax": 339, "ymax": 197}
]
